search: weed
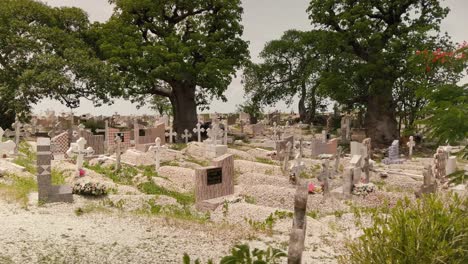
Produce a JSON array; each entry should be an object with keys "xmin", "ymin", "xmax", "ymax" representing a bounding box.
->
[
  {"xmin": 138, "ymin": 181, "xmax": 194, "ymax": 205},
  {"xmin": 74, "ymin": 204, "xmax": 111, "ymax": 216},
  {"xmin": 0, "ymin": 174, "xmax": 37, "ymax": 207},
  {"xmin": 169, "ymin": 143, "xmax": 187, "ymax": 151},
  {"xmin": 185, "ymin": 156, "xmax": 209, "ymax": 167},
  {"xmin": 51, "ymin": 169, "xmax": 66, "ymax": 185},
  {"xmin": 222, "ymin": 201, "xmax": 229, "ymax": 217},
  {"xmin": 307, "ymin": 210, "xmax": 319, "ymax": 219},
  {"xmin": 244, "ymin": 195, "xmax": 256, "ymax": 204},
  {"xmin": 255, "ymin": 157, "xmax": 275, "ymax": 165},
  {"xmin": 145, "ymin": 200, "xmax": 209, "ymax": 223}
]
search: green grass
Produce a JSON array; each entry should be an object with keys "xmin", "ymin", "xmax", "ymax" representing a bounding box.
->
[
  {"xmin": 307, "ymin": 210, "xmax": 319, "ymax": 219},
  {"xmin": 0, "ymin": 174, "xmax": 37, "ymax": 207},
  {"xmin": 145, "ymin": 200, "xmax": 209, "ymax": 223},
  {"xmin": 255, "ymin": 157, "xmax": 275, "ymax": 165},
  {"xmin": 138, "ymin": 181, "xmax": 194, "ymax": 205},
  {"xmin": 169, "ymin": 143, "xmax": 187, "ymax": 151},
  {"xmin": 74, "ymin": 204, "xmax": 112, "ymax": 216},
  {"xmin": 185, "ymin": 156, "xmax": 209, "ymax": 167},
  {"xmin": 161, "ymin": 160, "xmax": 180, "ymax": 167},
  {"xmin": 51, "ymin": 169, "xmax": 66, "ymax": 185},
  {"xmin": 85, "ymin": 162, "xmax": 138, "ymax": 185},
  {"xmin": 13, "ymin": 141, "xmax": 37, "ymax": 174},
  {"xmin": 342, "ymin": 194, "xmax": 468, "ymax": 264}
]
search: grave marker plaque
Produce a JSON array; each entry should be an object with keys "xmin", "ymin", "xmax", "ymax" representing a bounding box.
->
[{"xmin": 207, "ymin": 168, "xmax": 223, "ymax": 185}]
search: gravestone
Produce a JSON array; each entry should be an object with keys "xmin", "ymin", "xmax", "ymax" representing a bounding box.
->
[
  {"xmin": 288, "ymin": 183, "xmax": 308, "ymax": 264},
  {"xmin": 195, "ymin": 154, "xmax": 235, "ymax": 211},
  {"xmin": 362, "ymin": 138, "xmax": 371, "ymax": 183},
  {"xmin": 204, "ymin": 120, "xmax": 227, "ymax": 159},
  {"xmin": 334, "ymin": 146, "xmax": 342, "ymax": 173},
  {"xmin": 148, "ymin": 138, "xmax": 162, "ymax": 172},
  {"xmin": 407, "ymin": 136, "xmax": 415, "ymax": 159},
  {"xmin": 0, "ymin": 127, "xmax": 16, "ymax": 157},
  {"xmin": 433, "ymin": 147, "xmax": 447, "ymax": 179},
  {"xmin": 37, "ymin": 138, "xmax": 73, "ymax": 203},
  {"xmin": 342, "ymin": 166, "xmax": 354, "ymax": 196},
  {"xmin": 382, "ymin": 140, "xmax": 404, "ymax": 165},
  {"xmin": 113, "ymin": 135, "xmax": 123, "ymax": 171},
  {"xmin": 318, "ymin": 160, "xmax": 330, "ymax": 195},
  {"xmin": 416, "ymin": 165, "xmax": 437, "ymax": 197},
  {"xmin": 282, "ymin": 142, "xmax": 292, "ymax": 173},
  {"xmin": 251, "ymin": 123, "xmax": 264, "ymax": 136},
  {"xmin": 310, "ymin": 138, "xmax": 338, "ymax": 158},
  {"xmin": 289, "ymin": 153, "xmax": 305, "ymax": 185},
  {"xmin": 66, "ymin": 137, "xmax": 95, "ymax": 176},
  {"xmin": 165, "ymin": 125, "xmax": 177, "ymax": 144},
  {"xmin": 349, "ymin": 155, "xmax": 362, "ymax": 184},
  {"xmin": 181, "ymin": 129, "xmax": 192, "ymax": 144},
  {"xmin": 340, "ymin": 114, "xmax": 351, "ymax": 142}
]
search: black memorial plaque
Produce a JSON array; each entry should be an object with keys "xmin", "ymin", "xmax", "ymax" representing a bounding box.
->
[{"xmin": 207, "ymin": 168, "xmax": 223, "ymax": 185}]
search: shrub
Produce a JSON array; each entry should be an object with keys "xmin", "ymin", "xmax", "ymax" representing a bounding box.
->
[{"xmin": 340, "ymin": 194, "xmax": 468, "ymax": 264}]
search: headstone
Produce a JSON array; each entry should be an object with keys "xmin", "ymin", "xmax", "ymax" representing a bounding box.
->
[
  {"xmin": 11, "ymin": 117, "xmax": 31, "ymax": 155},
  {"xmin": 148, "ymin": 138, "xmax": 161, "ymax": 172},
  {"xmin": 193, "ymin": 122, "xmax": 205, "ymax": 143},
  {"xmin": 319, "ymin": 160, "xmax": 330, "ymax": 195},
  {"xmin": 181, "ymin": 129, "xmax": 192, "ymax": 144},
  {"xmin": 350, "ymin": 155, "xmax": 362, "ymax": 184},
  {"xmin": 362, "ymin": 138, "xmax": 371, "ymax": 183},
  {"xmin": 416, "ymin": 165, "xmax": 437, "ymax": 197},
  {"xmin": 407, "ymin": 136, "xmax": 415, "ymax": 159},
  {"xmin": 0, "ymin": 127, "xmax": 16, "ymax": 157},
  {"xmin": 382, "ymin": 140, "xmax": 404, "ymax": 165},
  {"xmin": 66, "ymin": 137, "xmax": 95, "ymax": 176},
  {"xmin": 334, "ymin": 146, "xmax": 342, "ymax": 173},
  {"xmin": 272, "ymin": 122, "xmax": 280, "ymax": 141},
  {"xmin": 195, "ymin": 154, "xmax": 235, "ymax": 210},
  {"xmin": 433, "ymin": 147, "xmax": 447, "ymax": 179},
  {"xmin": 282, "ymin": 142, "xmax": 292, "ymax": 173},
  {"xmin": 290, "ymin": 153, "xmax": 305, "ymax": 184},
  {"xmin": 113, "ymin": 135, "xmax": 122, "ymax": 171},
  {"xmin": 342, "ymin": 166, "xmax": 354, "ymax": 196},
  {"xmin": 37, "ymin": 138, "xmax": 73, "ymax": 203},
  {"xmin": 310, "ymin": 138, "xmax": 338, "ymax": 158},
  {"xmin": 446, "ymin": 156, "xmax": 457, "ymax": 176},
  {"xmin": 288, "ymin": 183, "xmax": 308, "ymax": 264}
]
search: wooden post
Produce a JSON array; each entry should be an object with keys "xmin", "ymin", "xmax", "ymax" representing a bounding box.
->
[{"xmin": 288, "ymin": 183, "xmax": 308, "ymax": 264}]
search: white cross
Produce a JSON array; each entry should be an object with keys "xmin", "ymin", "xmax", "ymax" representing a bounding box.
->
[
  {"xmin": 113, "ymin": 135, "xmax": 123, "ymax": 171},
  {"xmin": 66, "ymin": 137, "xmax": 94, "ymax": 176},
  {"xmin": 148, "ymin": 137, "xmax": 162, "ymax": 172},
  {"xmin": 322, "ymin": 130, "xmax": 327, "ymax": 143},
  {"xmin": 407, "ymin": 136, "xmax": 416, "ymax": 159},
  {"xmin": 181, "ymin": 129, "xmax": 192, "ymax": 144},
  {"xmin": 206, "ymin": 122, "xmax": 223, "ymax": 146},
  {"xmin": 193, "ymin": 122, "xmax": 205, "ymax": 142},
  {"xmin": 282, "ymin": 141, "xmax": 292, "ymax": 172},
  {"xmin": 165, "ymin": 126, "xmax": 177, "ymax": 144}
]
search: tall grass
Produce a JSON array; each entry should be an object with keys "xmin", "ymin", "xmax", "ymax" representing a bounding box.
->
[
  {"xmin": 0, "ymin": 174, "xmax": 37, "ymax": 207},
  {"xmin": 341, "ymin": 194, "xmax": 468, "ymax": 264}
]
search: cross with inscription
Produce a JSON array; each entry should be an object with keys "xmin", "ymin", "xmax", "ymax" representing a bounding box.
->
[
  {"xmin": 193, "ymin": 122, "xmax": 205, "ymax": 142},
  {"xmin": 206, "ymin": 121, "xmax": 223, "ymax": 146},
  {"xmin": 66, "ymin": 137, "xmax": 94, "ymax": 176}
]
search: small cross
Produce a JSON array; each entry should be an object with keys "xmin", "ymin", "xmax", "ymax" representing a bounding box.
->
[
  {"xmin": 66, "ymin": 137, "xmax": 94, "ymax": 176},
  {"xmin": 165, "ymin": 126, "xmax": 177, "ymax": 144},
  {"xmin": 193, "ymin": 122, "xmax": 205, "ymax": 142},
  {"xmin": 181, "ymin": 129, "xmax": 192, "ymax": 144},
  {"xmin": 407, "ymin": 136, "xmax": 416, "ymax": 159}
]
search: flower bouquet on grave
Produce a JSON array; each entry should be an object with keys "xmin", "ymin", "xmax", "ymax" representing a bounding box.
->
[
  {"xmin": 72, "ymin": 181, "xmax": 108, "ymax": 196},
  {"xmin": 79, "ymin": 169, "xmax": 86, "ymax": 177},
  {"xmin": 308, "ymin": 183, "xmax": 323, "ymax": 194},
  {"xmin": 352, "ymin": 183, "xmax": 376, "ymax": 196}
]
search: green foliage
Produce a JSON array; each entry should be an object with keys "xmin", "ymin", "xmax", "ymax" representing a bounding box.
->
[
  {"xmin": 220, "ymin": 244, "xmax": 287, "ymax": 264},
  {"xmin": 149, "ymin": 96, "xmax": 172, "ymax": 116},
  {"xmin": 0, "ymin": 0, "xmax": 118, "ymax": 117},
  {"xmin": 0, "ymin": 174, "xmax": 37, "ymax": 207},
  {"xmin": 236, "ymin": 99, "xmax": 263, "ymax": 124},
  {"xmin": 182, "ymin": 253, "xmax": 213, "ymax": 264},
  {"xmin": 418, "ymin": 84, "xmax": 468, "ymax": 144},
  {"xmin": 13, "ymin": 141, "xmax": 37, "ymax": 174},
  {"xmin": 145, "ymin": 200, "xmax": 209, "ymax": 223},
  {"xmin": 138, "ymin": 181, "xmax": 194, "ymax": 205},
  {"xmin": 307, "ymin": 210, "xmax": 319, "ymax": 219},
  {"xmin": 169, "ymin": 143, "xmax": 187, "ymax": 151},
  {"xmin": 245, "ymin": 211, "xmax": 292, "ymax": 236},
  {"xmin": 254, "ymin": 157, "xmax": 275, "ymax": 165},
  {"xmin": 85, "ymin": 163, "xmax": 137, "ymax": 185},
  {"xmin": 341, "ymin": 194, "xmax": 468, "ymax": 264},
  {"xmin": 447, "ymin": 170, "xmax": 466, "ymax": 185},
  {"xmin": 51, "ymin": 169, "xmax": 66, "ymax": 185},
  {"xmin": 185, "ymin": 156, "xmax": 210, "ymax": 167}
]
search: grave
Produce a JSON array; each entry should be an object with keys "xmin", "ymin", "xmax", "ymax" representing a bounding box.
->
[
  {"xmin": 407, "ymin": 136, "xmax": 415, "ymax": 159},
  {"xmin": 148, "ymin": 138, "xmax": 162, "ymax": 172},
  {"xmin": 382, "ymin": 140, "xmax": 405, "ymax": 165},
  {"xmin": 310, "ymin": 138, "xmax": 338, "ymax": 158},
  {"xmin": 204, "ymin": 120, "xmax": 227, "ymax": 159},
  {"xmin": 415, "ymin": 165, "xmax": 437, "ymax": 197},
  {"xmin": 37, "ymin": 138, "xmax": 73, "ymax": 203},
  {"xmin": 195, "ymin": 154, "xmax": 235, "ymax": 211}
]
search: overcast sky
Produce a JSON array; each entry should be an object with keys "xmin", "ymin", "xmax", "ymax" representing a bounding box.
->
[{"xmin": 35, "ymin": 0, "xmax": 468, "ymax": 116}]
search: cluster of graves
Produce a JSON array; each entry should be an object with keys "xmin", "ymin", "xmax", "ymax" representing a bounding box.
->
[{"xmin": 0, "ymin": 110, "xmax": 466, "ymax": 262}]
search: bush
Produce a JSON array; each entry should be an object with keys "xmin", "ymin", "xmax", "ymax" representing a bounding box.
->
[{"xmin": 341, "ymin": 194, "xmax": 468, "ymax": 264}]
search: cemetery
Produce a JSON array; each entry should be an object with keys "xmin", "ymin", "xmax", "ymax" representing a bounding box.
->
[{"xmin": 0, "ymin": 1, "xmax": 467, "ymax": 264}]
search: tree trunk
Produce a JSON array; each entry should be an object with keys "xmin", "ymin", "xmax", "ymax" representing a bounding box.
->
[
  {"xmin": 169, "ymin": 82, "xmax": 198, "ymax": 142},
  {"xmin": 298, "ymin": 82, "xmax": 315, "ymax": 123},
  {"xmin": 365, "ymin": 94, "xmax": 398, "ymax": 147}
]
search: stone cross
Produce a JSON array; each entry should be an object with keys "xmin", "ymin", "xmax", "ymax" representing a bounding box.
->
[
  {"xmin": 66, "ymin": 137, "xmax": 94, "ymax": 176},
  {"xmin": 240, "ymin": 120, "xmax": 245, "ymax": 134},
  {"xmin": 0, "ymin": 127, "xmax": 16, "ymax": 156},
  {"xmin": 407, "ymin": 136, "xmax": 415, "ymax": 159},
  {"xmin": 433, "ymin": 147, "xmax": 447, "ymax": 179},
  {"xmin": 165, "ymin": 126, "xmax": 177, "ymax": 144},
  {"xmin": 148, "ymin": 137, "xmax": 162, "ymax": 172},
  {"xmin": 287, "ymin": 183, "xmax": 308, "ymax": 264},
  {"xmin": 181, "ymin": 129, "xmax": 192, "ymax": 144},
  {"xmin": 290, "ymin": 153, "xmax": 305, "ymax": 184},
  {"xmin": 206, "ymin": 121, "xmax": 223, "ymax": 146},
  {"xmin": 334, "ymin": 146, "xmax": 342, "ymax": 173},
  {"xmin": 11, "ymin": 117, "xmax": 30, "ymax": 155},
  {"xmin": 113, "ymin": 135, "xmax": 122, "ymax": 171},
  {"xmin": 193, "ymin": 122, "xmax": 205, "ymax": 142}
]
